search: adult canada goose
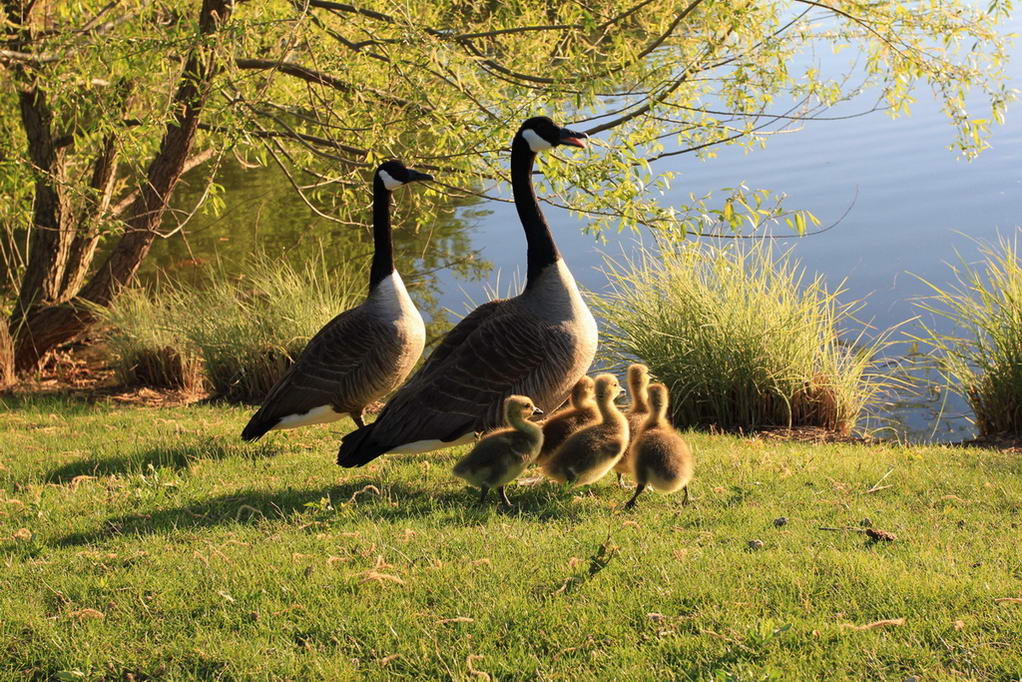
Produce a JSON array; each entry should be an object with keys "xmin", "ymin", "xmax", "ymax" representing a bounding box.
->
[
  {"xmin": 624, "ymin": 383, "xmax": 694, "ymax": 510},
  {"xmin": 615, "ymin": 363, "xmax": 651, "ymax": 484},
  {"xmin": 537, "ymin": 375, "xmax": 598, "ymax": 466},
  {"xmin": 452, "ymin": 395, "xmax": 544, "ymax": 506},
  {"xmin": 541, "ymin": 374, "xmax": 629, "ymax": 486},
  {"xmin": 240, "ymin": 160, "xmax": 430, "ymax": 441},
  {"xmin": 338, "ymin": 116, "xmax": 598, "ymax": 467}
]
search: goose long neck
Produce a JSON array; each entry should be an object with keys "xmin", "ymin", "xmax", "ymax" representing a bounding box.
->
[
  {"xmin": 507, "ymin": 407, "xmax": 542, "ymax": 442},
  {"xmin": 597, "ymin": 393, "xmax": 624, "ymax": 424},
  {"xmin": 629, "ymin": 377, "xmax": 649, "ymax": 414},
  {"xmin": 369, "ymin": 176, "xmax": 394, "ymax": 290},
  {"xmin": 645, "ymin": 398, "xmax": 668, "ymax": 430},
  {"xmin": 511, "ymin": 135, "xmax": 560, "ymax": 288}
]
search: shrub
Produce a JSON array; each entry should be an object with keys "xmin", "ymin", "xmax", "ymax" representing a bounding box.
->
[
  {"xmin": 913, "ymin": 235, "xmax": 1022, "ymax": 437},
  {"xmin": 593, "ymin": 242, "xmax": 885, "ymax": 434},
  {"xmin": 173, "ymin": 255, "xmax": 363, "ymax": 403},
  {"xmin": 97, "ymin": 287, "xmax": 204, "ymax": 392}
]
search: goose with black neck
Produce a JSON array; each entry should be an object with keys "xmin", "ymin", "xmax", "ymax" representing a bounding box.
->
[
  {"xmin": 337, "ymin": 116, "xmax": 599, "ymax": 467},
  {"xmin": 240, "ymin": 160, "xmax": 430, "ymax": 441}
]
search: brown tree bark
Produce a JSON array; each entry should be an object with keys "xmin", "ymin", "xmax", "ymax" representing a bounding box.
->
[
  {"xmin": 10, "ymin": 0, "xmax": 233, "ymax": 374},
  {"xmin": 0, "ymin": 317, "xmax": 14, "ymax": 389}
]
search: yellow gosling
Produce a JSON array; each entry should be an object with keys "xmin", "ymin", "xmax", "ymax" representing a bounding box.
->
[
  {"xmin": 537, "ymin": 376, "xmax": 598, "ymax": 466},
  {"xmin": 453, "ymin": 395, "xmax": 543, "ymax": 506},
  {"xmin": 615, "ymin": 363, "xmax": 650, "ymax": 485},
  {"xmin": 624, "ymin": 382, "xmax": 694, "ymax": 510},
  {"xmin": 541, "ymin": 374, "xmax": 628, "ymax": 486}
]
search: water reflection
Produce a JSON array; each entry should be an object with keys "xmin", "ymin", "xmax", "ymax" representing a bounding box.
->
[{"xmin": 144, "ymin": 160, "xmax": 492, "ymax": 329}]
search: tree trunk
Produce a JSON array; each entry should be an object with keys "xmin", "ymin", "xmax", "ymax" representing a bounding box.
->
[
  {"xmin": 0, "ymin": 318, "xmax": 14, "ymax": 390},
  {"xmin": 10, "ymin": 0, "xmax": 233, "ymax": 374},
  {"xmin": 13, "ymin": 87, "xmax": 75, "ymax": 320}
]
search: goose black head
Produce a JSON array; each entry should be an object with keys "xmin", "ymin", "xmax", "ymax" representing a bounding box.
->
[
  {"xmin": 376, "ymin": 160, "xmax": 433, "ymax": 191},
  {"xmin": 517, "ymin": 116, "xmax": 588, "ymax": 153}
]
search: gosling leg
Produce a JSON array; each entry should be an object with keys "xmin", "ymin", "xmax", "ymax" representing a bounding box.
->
[
  {"xmin": 478, "ymin": 486, "xmax": 489, "ymax": 504},
  {"xmin": 682, "ymin": 486, "xmax": 690, "ymax": 507},
  {"xmin": 616, "ymin": 472, "xmax": 624, "ymax": 488},
  {"xmin": 498, "ymin": 486, "xmax": 513, "ymax": 507},
  {"xmin": 624, "ymin": 482, "xmax": 646, "ymax": 510}
]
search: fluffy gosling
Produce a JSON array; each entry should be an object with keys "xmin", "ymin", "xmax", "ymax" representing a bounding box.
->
[
  {"xmin": 614, "ymin": 363, "xmax": 651, "ymax": 485},
  {"xmin": 542, "ymin": 374, "xmax": 628, "ymax": 485},
  {"xmin": 537, "ymin": 376, "xmax": 598, "ymax": 466},
  {"xmin": 624, "ymin": 382, "xmax": 693, "ymax": 510},
  {"xmin": 453, "ymin": 395, "xmax": 543, "ymax": 506}
]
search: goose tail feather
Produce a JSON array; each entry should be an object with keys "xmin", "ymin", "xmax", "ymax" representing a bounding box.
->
[
  {"xmin": 241, "ymin": 415, "xmax": 276, "ymax": 442},
  {"xmin": 337, "ymin": 424, "xmax": 389, "ymax": 467}
]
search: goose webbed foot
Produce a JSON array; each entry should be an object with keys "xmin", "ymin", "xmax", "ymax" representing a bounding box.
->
[{"xmin": 497, "ymin": 486, "xmax": 514, "ymax": 508}]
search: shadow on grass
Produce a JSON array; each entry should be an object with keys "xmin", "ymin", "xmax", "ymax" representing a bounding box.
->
[
  {"xmin": 45, "ymin": 440, "xmax": 284, "ymax": 483},
  {"xmin": 52, "ymin": 476, "xmax": 590, "ymax": 547}
]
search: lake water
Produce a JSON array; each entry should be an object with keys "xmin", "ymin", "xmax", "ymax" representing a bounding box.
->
[{"xmin": 150, "ymin": 12, "xmax": 1021, "ymax": 442}]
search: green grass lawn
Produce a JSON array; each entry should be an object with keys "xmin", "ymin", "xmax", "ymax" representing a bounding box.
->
[{"xmin": 1, "ymin": 395, "xmax": 1020, "ymax": 680}]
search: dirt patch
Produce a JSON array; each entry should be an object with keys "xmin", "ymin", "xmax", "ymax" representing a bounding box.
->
[
  {"xmin": 955, "ymin": 435, "xmax": 1022, "ymax": 453},
  {"xmin": 751, "ymin": 426, "xmax": 877, "ymax": 445},
  {"xmin": 3, "ymin": 344, "xmax": 208, "ymax": 408}
]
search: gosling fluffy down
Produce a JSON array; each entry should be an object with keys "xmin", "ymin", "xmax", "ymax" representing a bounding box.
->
[
  {"xmin": 453, "ymin": 395, "xmax": 543, "ymax": 505},
  {"xmin": 537, "ymin": 376, "xmax": 598, "ymax": 465},
  {"xmin": 624, "ymin": 382, "xmax": 693, "ymax": 509},
  {"xmin": 615, "ymin": 363, "xmax": 650, "ymax": 481},
  {"xmin": 541, "ymin": 373, "xmax": 628, "ymax": 485}
]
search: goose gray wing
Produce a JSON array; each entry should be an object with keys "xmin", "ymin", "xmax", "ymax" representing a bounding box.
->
[
  {"xmin": 339, "ymin": 302, "xmax": 578, "ymax": 463},
  {"xmin": 241, "ymin": 306, "xmax": 403, "ymax": 440},
  {"xmin": 416, "ymin": 299, "xmax": 505, "ymax": 376}
]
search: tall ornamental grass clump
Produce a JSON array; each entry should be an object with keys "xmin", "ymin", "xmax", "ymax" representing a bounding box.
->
[
  {"xmin": 97, "ymin": 286, "xmax": 204, "ymax": 392},
  {"xmin": 594, "ymin": 242, "xmax": 885, "ymax": 435},
  {"xmin": 913, "ymin": 236, "xmax": 1022, "ymax": 437},
  {"xmin": 174, "ymin": 256, "xmax": 363, "ymax": 403}
]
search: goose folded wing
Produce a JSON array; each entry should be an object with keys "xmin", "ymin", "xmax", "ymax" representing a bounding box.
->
[
  {"xmin": 253, "ymin": 308, "xmax": 399, "ymax": 420},
  {"xmin": 415, "ymin": 299, "xmax": 505, "ymax": 378},
  {"xmin": 370, "ymin": 306, "xmax": 568, "ymax": 447}
]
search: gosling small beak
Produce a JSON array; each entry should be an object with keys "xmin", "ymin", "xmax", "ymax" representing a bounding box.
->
[
  {"xmin": 558, "ymin": 127, "xmax": 588, "ymax": 148},
  {"xmin": 406, "ymin": 169, "xmax": 434, "ymax": 183},
  {"xmin": 532, "ymin": 406, "xmax": 544, "ymax": 416}
]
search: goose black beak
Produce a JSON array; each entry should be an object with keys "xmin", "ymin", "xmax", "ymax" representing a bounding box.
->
[
  {"xmin": 558, "ymin": 127, "xmax": 588, "ymax": 148},
  {"xmin": 407, "ymin": 169, "xmax": 434, "ymax": 183}
]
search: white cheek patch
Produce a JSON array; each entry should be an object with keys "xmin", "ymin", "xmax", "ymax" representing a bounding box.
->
[
  {"xmin": 378, "ymin": 169, "xmax": 404, "ymax": 190},
  {"xmin": 522, "ymin": 128, "xmax": 553, "ymax": 152}
]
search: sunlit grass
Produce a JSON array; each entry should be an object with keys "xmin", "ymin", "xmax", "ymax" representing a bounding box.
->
[
  {"xmin": 0, "ymin": 396, "xmax": 1020, "ymax": 679},
  {"xmin": 913, "ymin": 234, "xmax": 1022, "ymax": 437},
  {"xmin": 593, "ymin": 242, "xmax": 888, "ymax": 435}
]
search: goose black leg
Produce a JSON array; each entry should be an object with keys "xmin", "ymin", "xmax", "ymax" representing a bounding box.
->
[
  {"xmin": 624, "ymin": 482, "xmax": 646, "ymax": 510},
  {"xmin": 353, "ymin": 412, "xmax": 366, "ymax": 428},
  {"xmin": 478, "ymin": 486, "xmax": 490, "ymax": 504},
  {"xmin": 498, "ymin": 486, "xmax": 513, "ymax": 507}
]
